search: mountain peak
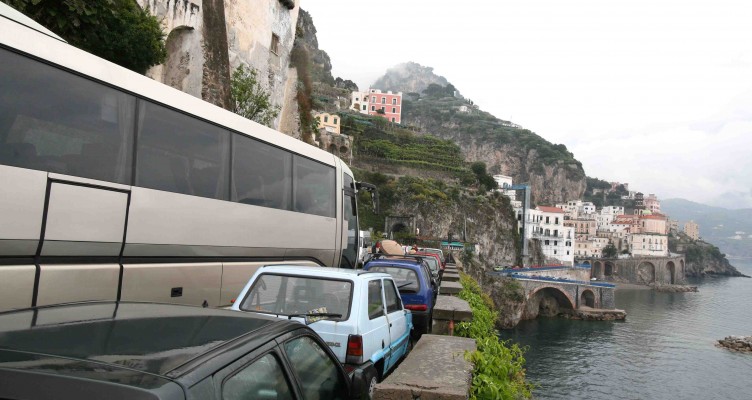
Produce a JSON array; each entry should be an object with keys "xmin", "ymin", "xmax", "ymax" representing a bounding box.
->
[{"xmin": 371, "ymin": 62, "xmax": 454, "ymax": 95}]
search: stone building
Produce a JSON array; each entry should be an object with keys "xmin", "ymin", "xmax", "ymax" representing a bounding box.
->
[
  {"xmin": 684, "ymin": 220, "xmax": 700, "ymax": 240},
  {"xmin": 137, "ymin": 0, "xmax": 300, "ymax": 134},
  {"xmin": 314, "ymin": 112, "xmax": 340, "ymax": 134}
]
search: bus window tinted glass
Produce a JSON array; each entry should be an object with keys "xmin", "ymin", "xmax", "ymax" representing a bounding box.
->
[
  {"xmin": 294, "ymin": 156, "xmax": 335, "ymax": 218},
  {"xmin": 137, "ymin": 102, "xmax": 230, "ymax": 199},
  {"xmin": 232, "ymin": 134, "xmax": 291, "ymax": 210},
  {"xmin": 0, "ymin": 48, "xmax": 134, "ymax": 184}
]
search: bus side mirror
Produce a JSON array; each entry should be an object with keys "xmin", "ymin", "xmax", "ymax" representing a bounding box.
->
[{"xmin": 356, "ymin": 182, "xmax": 379, "ymax": 215}]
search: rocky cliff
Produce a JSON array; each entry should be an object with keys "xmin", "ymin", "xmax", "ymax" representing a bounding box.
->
[
  {"xmin": 293, "ymin": 9, "xmax": 334, "ymax": 85},
  {"xmin": 355, "ymin": 172, "xmax": 519, "ymax": 267},
  {"xmin": 374, "ymin": 63, "xmax": 586, "ymax": 205},
  {"xmin": 670, "ymin": 232, "xmax": 748, "ymax": 277}
]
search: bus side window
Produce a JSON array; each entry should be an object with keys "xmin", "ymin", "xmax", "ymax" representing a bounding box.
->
[
  {"xmin": 293, "ymin": 156, "xmax": 335, "ymax": 218},
  {"xmin": 232, "ymin": 134, "xmax": 292, "ymax": 210},
  {"xmin": 136, "ymin": 102, "xmax": 230, "ymax": 200},
  {"xmin": 0, "ymin": 47, "xmax": 134, "ymax": 184}
]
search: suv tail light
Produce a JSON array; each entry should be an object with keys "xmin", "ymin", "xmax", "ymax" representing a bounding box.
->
[
  {"xmin": 405, "ymin": 304, "xmax": 427, "ymax": 311},
  {"xmin": 346, "ymin": 334, "xmax": 363, "ymax": 364}
]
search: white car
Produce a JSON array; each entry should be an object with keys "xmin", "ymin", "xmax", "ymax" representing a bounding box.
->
[{"xmin": 231, "ymin": 265, "xmax": 413, "ymax": 398}]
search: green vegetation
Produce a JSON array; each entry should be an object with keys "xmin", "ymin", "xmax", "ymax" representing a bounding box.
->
[
  {"xmin": 583, "ymin": 177, "xmax": 631, "ymax": 208},
  {"xmin": 353, "ymin": 170, "xmax": 459, "ymax": 232},
  {"xmin": 231, "ymin": 65, "xmax": 280, "ymax": 127},
  {"xmin": 6, "ymin": 0, "xmax": 166, "ymax": 74},
  {"xmin": 602, "ymin": 243, "xmax": 618, "ymax": 258},
  {"xmin": 456, "ymin": 273, "xmax": 533, "ymax": 399},
  {"xmin": 470, "ymin": 162, "xmax": 499, "ymax": 192},
  {"xmin": 401, "ymin": 84, "xmax": 584, "ymax": 178}
]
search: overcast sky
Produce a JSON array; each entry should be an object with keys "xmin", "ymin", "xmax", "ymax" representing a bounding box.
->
[{"xmin": 304, "ymin": 0, "xmax": 752, "ymax": 209}]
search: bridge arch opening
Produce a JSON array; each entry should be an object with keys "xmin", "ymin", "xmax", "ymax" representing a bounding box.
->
[
  {"xmin": 528, "ymin": 287, "xmax": 575, "ymax": 318},
  {"xmin": 637, "ymin": 261, "xmax": 656, "ymax": 285},
  {"xmin": 581, "ymin": 289, "xmax": 595, "ymax": 308},
  {"xmin": 666, "ymin": 261, "xmax": 676, "ymax": 284},
  {"xmin": 604, "ymin": 261, "xmax": 616, "ymax": 277},
  {"xmin": 592, "ymin": 261, "xmax": 603, "ymax": 279}
]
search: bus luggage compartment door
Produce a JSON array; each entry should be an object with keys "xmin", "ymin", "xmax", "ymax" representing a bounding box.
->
[{"xmin": 41, "ymin": 178, "xmax": 129, "ymax": 257}]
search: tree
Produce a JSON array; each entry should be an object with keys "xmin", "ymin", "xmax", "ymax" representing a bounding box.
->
[
  {"xmin": 231, "ymin": 65, "xmax": 280, "ymax": 127},
  {"xmin": 5, "ymin": 0, "xmax": 166, "ymax": 74},
  {"xmin": 470, "ymin": 161, "xmax": 498, "ymax": 191},
  {"xmin": 602, "ymin": 243, "xmax": 618, "ymax": 258}
]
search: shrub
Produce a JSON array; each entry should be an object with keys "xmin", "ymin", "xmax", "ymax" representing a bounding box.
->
[
  {"xmin": 7, "ymin": 0, "xmax": 166, "ymax": 74},
  {"xmin": 231, "ymin": 65, "xmax": 280, "ymax": 127},
  {"xmin": 456, "ymin": 273, "xmax": 533, "ymax": 399}
]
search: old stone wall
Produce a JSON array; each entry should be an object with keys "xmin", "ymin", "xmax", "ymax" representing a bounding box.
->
[
  {"xmin": 139, "ymin": 0, "xmax": 299, "ymax": 125},
  {"xmin": 589, "ymin": 256, "xmax": 686, "ymax": 286}
]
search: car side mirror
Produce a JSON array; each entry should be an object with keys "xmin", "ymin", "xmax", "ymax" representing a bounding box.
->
[{"xmin": 350, "ymin": 368, "xmax": 368, "ymax": 399}]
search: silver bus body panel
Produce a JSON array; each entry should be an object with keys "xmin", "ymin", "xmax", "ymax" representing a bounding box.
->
[
  {"xmin": 0, "ymin": 265, "xmax": 35, "ymax": 311},
  {"xmin": 0, "ymin": 166, "xmax": 46, "ymax": 256},
  {"xmin": 120, "ymin": 262, "xmax": 223, "ymax": 307},
  {"xmin": 41, "ymin": 182, "xmax": 128, "ymax": 257},
  {"xmin": 124, "ymin": 187, "xmax": 337, "ymax": 260},
  {"xmin": 36, "ymin": 264, "xmax": 120, "ymax": 306}
]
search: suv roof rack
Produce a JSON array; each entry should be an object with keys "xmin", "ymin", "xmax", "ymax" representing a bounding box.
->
[{"xmin": 371, "ymin": 254, "xmax": 425, "ymax": 262}]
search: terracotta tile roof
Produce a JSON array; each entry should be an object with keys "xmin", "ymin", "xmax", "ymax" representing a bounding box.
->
[
  {"xmin": 537, "ymin": 206, "xmax": 565, "ymax": 213},
  {"xmin": 640, "ymin": 215, "xmax": 667, "ymax": 220}
]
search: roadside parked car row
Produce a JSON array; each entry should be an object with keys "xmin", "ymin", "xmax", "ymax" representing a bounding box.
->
[{"xmin": 0, "ymin": 243, "xmax": 447, "ymax": 400}]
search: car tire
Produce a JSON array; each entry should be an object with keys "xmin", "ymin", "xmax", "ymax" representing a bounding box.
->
[
  {"xmin": 365, "ymin": 365, "xmax": 379, "ymax": 399},
  {"xmin": 428, "ymin": 310, "xmax": 433, "ymax": 333}
]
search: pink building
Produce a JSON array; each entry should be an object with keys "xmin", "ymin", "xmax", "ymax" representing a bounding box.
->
[{"xmin": 351, "ymin": 89, "xmax": 402, "ymax": 124}]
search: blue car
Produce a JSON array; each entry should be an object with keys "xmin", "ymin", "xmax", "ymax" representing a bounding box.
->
[{"xmin": 364, "ymin": 256, "xmax": 437, "ymax": 339}]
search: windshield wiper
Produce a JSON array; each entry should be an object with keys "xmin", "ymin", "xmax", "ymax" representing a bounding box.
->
[{"xmin": 286, "ymin": 312, "xmax": 343, "ymax": 325}]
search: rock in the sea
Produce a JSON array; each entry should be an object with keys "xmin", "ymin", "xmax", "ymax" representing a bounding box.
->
[
  {"xmin": 653, "ymin": 284, "xmax": 698, "ymax": 293},
  {"xmin": 717, "ymin": 336, "xmax": 752, "ymax": 353}
]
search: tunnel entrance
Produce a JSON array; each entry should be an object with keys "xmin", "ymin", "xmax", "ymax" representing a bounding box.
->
[
  {"xmin": 667, "ymin": 261, "xmax": 676, "ymax": 284},
  {"xmin": 581, "ymin": 290, "xmax": 595, "ymax": 308}
]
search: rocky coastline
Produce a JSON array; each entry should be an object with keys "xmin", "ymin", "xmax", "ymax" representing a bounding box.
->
[
  {"xmin": 652, "ymin": 284, "xmax": 698, "ymax": 293},
  {"xmin": 560, "ymin": 308, "xmax": 626, "ymax": 321},
  {"xmin": 717, "ymin": 336, "xmax": 752, "ymax": 353}
]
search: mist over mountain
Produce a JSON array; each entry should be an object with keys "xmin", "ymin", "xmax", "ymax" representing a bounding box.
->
[
  {"xmin": 371, "ymin": 62, "xmax": 453, "ymax": 95},
  {"xmin": 662, "ymin": 198, "xmax": 752, "ymax": 258}
]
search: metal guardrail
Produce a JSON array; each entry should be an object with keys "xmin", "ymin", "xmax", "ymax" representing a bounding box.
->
[{"xmin": 503, "ymin": 273, "xmax": 616, "ymax": 288}]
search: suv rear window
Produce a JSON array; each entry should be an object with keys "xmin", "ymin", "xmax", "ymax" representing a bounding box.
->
[
  {"xmin": 421, "ymin": 257, "xmax": 439, "ymax": 273},
  {"xmin": 367, "ymin": 266, "xmax": 420, "ymax": 293},
  {"xmin": 240, "ymin": 274, "xmax": 352, "ymax": 321}
]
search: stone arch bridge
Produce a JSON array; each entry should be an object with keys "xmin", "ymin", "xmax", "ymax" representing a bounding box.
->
[
  {"xmin": 581, "ymin": 255, "xmax": 686, "ymax": 286},
  {"xmin": 514, "ymin": 278, "xmax": 616, "ymax": 320}
]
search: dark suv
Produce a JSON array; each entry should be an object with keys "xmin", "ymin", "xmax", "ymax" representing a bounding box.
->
[
  {"xmin": 363, "ymin": 256, "xmax": 437, "ymax": 339},
  {"xmin": 0, "ymin": 302, "xmax": 367, "ymax": 400}
]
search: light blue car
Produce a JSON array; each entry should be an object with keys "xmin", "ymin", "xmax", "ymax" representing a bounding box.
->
[{"xmin": 232, "ymin": 265, "xmax": 413, "ymax": 398}]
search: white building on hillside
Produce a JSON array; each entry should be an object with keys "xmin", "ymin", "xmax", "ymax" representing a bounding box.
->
[
  {"xmin": 533, "ymin": 206, "xmax": 574, "ymax": 266},
  {"xmin": 493, "ymin": 175, "xmax": 520, "ymax": 206}
]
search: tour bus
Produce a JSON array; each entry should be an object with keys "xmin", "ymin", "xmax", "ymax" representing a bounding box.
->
[{"xmin": 0, "ymin": 4, "xmax": 375, "ymax": 311}]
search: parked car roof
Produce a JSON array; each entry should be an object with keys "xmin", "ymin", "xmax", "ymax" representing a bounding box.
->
[
  {"xmin": 248, "ymin": 265, "xmax": 385, "ymax": 278},
  {"xmin": 0, "ymin": 302, "xmax": 293, "ymax": 387}
]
